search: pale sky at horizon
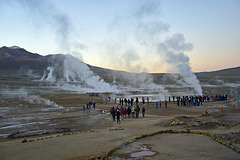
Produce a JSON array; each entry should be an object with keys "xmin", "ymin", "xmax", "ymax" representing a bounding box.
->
[{"xmin": 0, "ymin": 0, "xmax": 239, "ymax": 73}]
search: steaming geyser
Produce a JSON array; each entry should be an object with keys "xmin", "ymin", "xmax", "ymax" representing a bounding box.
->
[
  {"xmin": 158, "ymin": 33, "xmax": 203, "ymax": 95},
  {"xmin": 40, "ymin": 53, "xmax": 202, "ymax": 99},
  {"xmin": 100, "ymin": 0, "xmax": 203, "ymax": 96},
  {"xmin": 41, "ymin": 54, "xmax": 118, "ymax": 93},
  {"xmin": 112, "ymin": 71, "xmax": 169, "ymax": 99},
  {"xmin": 3, "ymin": 88, "xmax": 64, "ymax": 110},
  {"xmin": 40, "ymin": 54, "xmax": 170, "ymax": 99}
]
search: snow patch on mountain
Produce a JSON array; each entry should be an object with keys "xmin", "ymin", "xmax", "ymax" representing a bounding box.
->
[{"xmin": 8, "ymin": 46, "xmax": 22, "ymax": 50}]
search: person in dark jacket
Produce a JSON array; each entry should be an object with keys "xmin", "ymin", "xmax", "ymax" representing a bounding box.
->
[
  {"xmin": 110, "ymin": 107, "xmax": 116, "ymax": 121},
  {"xmin": 135, "ymin": 105, "xmax": 140, "ymax": 118},
  {"xmin": 128, "ymin": 106, "xmax": 131, "ymax": 118},
  {"xmin": 116, "ymin": 110, "xmax": 121, "ymax": 123},
  {"xmin": 142, "ymin": 106, "xmax": 145, "ymax": 118}
]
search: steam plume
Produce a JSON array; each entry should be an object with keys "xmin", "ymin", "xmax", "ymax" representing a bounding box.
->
[
  {"xmin": 158, "ymin": 33, "xmax": 202, "ymax": 95},
  {"xmin": 6, "ymin": 88, "xmax": 63, "ymax": 109},
  {"xmin": 41, "ymin": 54, "xmax": 118, "ymax": 93},
  {"xmin": 105, "ymin": 0, "xmax": 202, "ymax": 95},
  {"xmin": 5, "ymin": 0, "xmax": 86, "ymax": 54}
]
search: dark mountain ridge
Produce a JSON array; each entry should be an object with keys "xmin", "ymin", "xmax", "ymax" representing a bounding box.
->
[
  {"xmin": 196, "ymin": 67, "xmax": 240, "ymax": 77},
  {"xmin": 0, "ymin": 46, "xmax": 239, "ymax": 78},
  {"xmin": 0, "ymin": 46, "xmax": 48, "ymax": 70},
  {"xmin": 0, "ymin": 46, "xmax": 44, "ymax": 61}
]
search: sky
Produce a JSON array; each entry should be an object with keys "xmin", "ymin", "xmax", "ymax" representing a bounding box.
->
[{"xmin": 0, "ymin": 0, "xmax": 239, "ymax": 73}]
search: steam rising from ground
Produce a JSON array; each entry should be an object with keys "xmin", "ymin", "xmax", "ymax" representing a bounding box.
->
[
  {"xmin": 4, "ymin": 88, "xmax": 63, "ymax": 109},
  {"xmin": 41, "ymin": 54, "xmax": 118, "ymax": 93},
  {"xmin": 40, "ymin": 54, "xmax": 168, "ymax": 96},
  {"xmin": 103, "ymin": 0, "xmax": 202, "ymax": 95},
  {"xmin": 2, "ymin": 0, "xmax": 202, "ymax": 96},
  {"xmin": 112, "ymin": 72, "xmax": 169, "ymax": 98},
  {"xmin": 158, "ymin": 34, "xmax": 202, "ymax": 95}
]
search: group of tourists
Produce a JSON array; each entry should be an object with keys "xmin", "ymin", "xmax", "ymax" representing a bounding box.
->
[
  {"xmin": 174, "ymin": 96, "xmax": 204, "ymax": 106},
  {"xmin": 81, "ymin": 93, "xmax": 229, "ymax": 125},
  {"xmin": 109, "ymin": 105, "xmax": 146, "ymax": 123},
  {"xmin": 155, "ymin": 99, "xmax": 168, "ymax": 109},
  {"xmin": 167, "ymin": 94, "xmax": 228, "ymax": 107},
  {"xmin": 118, "ymin": 97, "xmax": 150, "ymax": 106},
  {"xmin": 213, "ymin": 94, "xmax": 228, "ymax": 101},
  {"xmin": 82, "ymin": 101, "xmax": 96, "ymax": 113}
]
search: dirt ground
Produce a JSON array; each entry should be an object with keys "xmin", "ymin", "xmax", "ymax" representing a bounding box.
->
[{"xmin": 0, "ymin": 93, "xmax": 240, "ymax": 160}]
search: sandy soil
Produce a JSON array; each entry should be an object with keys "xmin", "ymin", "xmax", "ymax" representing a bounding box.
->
[{"xmin": 0, "ymin": 93, "xmax": 240, "ymax": 160}]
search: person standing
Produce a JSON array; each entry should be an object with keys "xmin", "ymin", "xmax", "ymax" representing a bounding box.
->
[
  {"xmin": 111, "ymin": 107, "xmax": 116, "ymax": 121},
  {"xmin": 86, "ymin": 102, "xmax": 90, "ymax": 113},
  {"xmin": 131, "ymin": 98, "xmax": 134, "ymax": 106},
  {"xmin": 83, "ymin": 105, "xmax": 86, "ymax": 113},
  {"xmin": 135, "ymin": 105, "xmax": 140, "ymax": 118},
  {"xmin": 125, "ymin": 107, "xmax": 128, "ymax": 118},
  {"xmin": 128, "ymin": 106, "xmax": 131, "ymax": 118},
  {"xmin": 188, "ymin": 97, "xmax": 191, "ymax": 106},
  {"xmin": 90, "ymin": 102, "xmax": 93, "ymax": 110},
  {"xmin": 120, "ymin": 107, "xmax": 126, "ymax": 120},
  {"xmin": 131, "ymin": 106, "xmax": 135, "ymax": 118},
  {"xmin": 155, "ymin": 101, "xmax": 158, "ymax": 109},
  {"xmin": 193, "ymin": 98, "xmax": 196, "ymax": 106},
  {"xmin": 142, "ymin": 106, "xmax": 145, "ymax": 118},
  {"xmin": 165, "ymin": 99, "xmax": 167, "ymax": 109},
  {"xmin": 116, "ymin": 110, "xmax": 121, "ymax": 123}
]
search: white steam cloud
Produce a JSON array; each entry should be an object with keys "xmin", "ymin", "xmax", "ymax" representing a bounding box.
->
[
  {"xmin": 4, "ymin": 0, "xmax": 86, "ymax": 56},
  {"xmin": 41, "ymin": 54, "xmax": 118, "ymax": 93},
  {"xmin": 5, "ymin": 88, "xmax": 63, "ymax": 109},
  {"xmin": 103, "ymin": 0, "xmax": 202, "ymax": 95},
  {"xmin": 158, "ymin": 34, "xmax": 202, "ymax": 95},
  {"xmin": 1, "ymin": 0, "xmax": 202, "ymax": 96},
  {"xmin": 113, "ymin": 71, "xmax": 169, "ymax": 98}
]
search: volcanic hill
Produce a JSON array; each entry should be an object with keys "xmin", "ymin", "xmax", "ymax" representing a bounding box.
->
[{"xmin": 0, "ymin": 46, "xmax": 239, "ymax": 84}]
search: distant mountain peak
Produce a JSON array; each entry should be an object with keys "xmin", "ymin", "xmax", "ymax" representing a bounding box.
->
[
  {"xmin": 8, "ymin": 46, "xmax": 23, "ymax": 50},
  {"xmin": 0, "ymin": 46, "xmax": 44, "ymax": 62}
]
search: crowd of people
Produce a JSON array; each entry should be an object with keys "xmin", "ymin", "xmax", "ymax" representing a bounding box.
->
[
  {"xmin": 155, "ymin": 100, "xmax": 168, "ymax": 109},
  {"xmin": 169, "ymin": 94, "xmax": 228, "ymax": 107},
  {"xmin": 175, "ymin": 96, "xmax": 204, "ymax": 107},
  {"xmin": 117, "ymin": 97, "xmax": 151, "ymax": 106},
  {"xmin": 109, "ymin": 96, "xmax": 169, "ymax": 123},
  {"xmin": 109, "ymin": 105, "xmax": 145, "ymax": 123},
  {"xmin": 82, "ymin": 101, "xmax": 96, "ymax": 113},
  {"xmin": 83, "ymin": 94, "xmax": 228, "ymax": 123}
]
